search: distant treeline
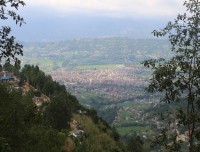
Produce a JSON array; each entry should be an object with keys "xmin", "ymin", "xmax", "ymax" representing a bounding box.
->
[{"xmin": 22, "ymin": 38, "xmax": 172, "ymax": 68}]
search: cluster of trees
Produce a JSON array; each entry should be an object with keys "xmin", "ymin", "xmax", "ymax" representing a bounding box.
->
[
  {"xmin": 143, "ymin": 0, "xmax": 200, "ymax": 151},
  {"xmin": 20, "ymin": 64, "xmax": 85, "ymax": 130},
  {"xmin": 0, "ymin": 0, "xmax": 25, "ymax": 64},
  {"xmin": 0, "ymin": 84, "xmax": 66, "ymax": 152},
  {"xmin": 98, "ymin": 106, "xmax": 118, "ymax": 124},
  {"xmin": 1, "ymin": 64, "xmax": 129, "ymax": 151},
  {"xmin": 0, "ymin": 62, "xmax": 21, "ymax": 76},
  {"xmin": 72, "ymin": 114, "xmax": 124, "ymax": 152},
  {"xmin": 20, "ymin": 65, "xmax": 67, "ymax": 95},
  {"xmin": 0, "ymin": 63, "xmax": 80, "ymax": 151}
]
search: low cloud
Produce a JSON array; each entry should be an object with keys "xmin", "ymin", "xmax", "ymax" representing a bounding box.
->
[{"xmin": 27, "ymin": 0, "xmax": 185, "ymax": 18}]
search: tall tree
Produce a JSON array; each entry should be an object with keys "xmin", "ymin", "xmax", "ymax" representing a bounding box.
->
[
  {"xmin": 127, "ymin": 133, "xmax": 144, "ymax": 152},
  {"xmin": 0, "ymin": 0, "xmax": 25, "ymax": 63},
  {"xmin": 143, "ymin": 0, "xmax": 200, "ymax": 151},
  {"xmin": 43, "ymin": 92, "xmax": 73, "ymax": 130},
  {"xmin": 0, "ymin": 85, "xmax": 28, "ymax": 151}
]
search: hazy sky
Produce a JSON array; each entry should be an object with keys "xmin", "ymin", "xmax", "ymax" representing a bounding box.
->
[
  {"xmin": 12, "ymin": 0, "xmax": 187, "ymax": 41},
  {"xmin": 26, "ymin": 0, "xmax": 185, "ymax": 18}
]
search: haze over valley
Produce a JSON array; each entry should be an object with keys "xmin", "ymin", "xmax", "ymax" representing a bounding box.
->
[
  {"xmin": 21, "ymin": 37, "xmax": 171, "ymax": 136},
  {"xmin": 2, "ymin": 0, "xmax": 197, "ymax": 151}
]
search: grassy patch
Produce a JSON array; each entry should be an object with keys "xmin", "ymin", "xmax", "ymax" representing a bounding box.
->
[
  {"xmin": 75, "ymin": 64, "xmax": 125, "ymax": 70},
  {"xmin": 116, "ymin": 126, "xmax": 147, "ymax": 136}
]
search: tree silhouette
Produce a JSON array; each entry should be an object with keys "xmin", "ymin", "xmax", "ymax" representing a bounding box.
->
[
  {"xmin": 0, "ymin": 0, "xmax": 25, "ymax": 63},
  {"xmin": 143, "ymin": 0, "xmax": 200, "ymax": 151}
]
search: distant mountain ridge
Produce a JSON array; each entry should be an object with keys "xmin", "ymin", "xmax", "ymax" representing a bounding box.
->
[
  {"xmin": 11, "ymin": 13, "xmax": 170, "ymax": 42},
  {"xmin": 21, "ymin": 38, "xmax": 172, "ymax": 70}
]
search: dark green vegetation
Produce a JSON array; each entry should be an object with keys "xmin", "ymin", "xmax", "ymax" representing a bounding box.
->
[
  {"xmin": 143, "ymin": 0, "xmax": 200, "ymax": 151},
  {"xmin": 0, "ymin": 64, "xmax": 127, "ymax": 152},
  {"xmin": 0, "ymin": 0, "xmax": 25, "ymax": 63},
  {"xmin": 0, "ymin": 73, "xmax": 66, "ymax": 151}
]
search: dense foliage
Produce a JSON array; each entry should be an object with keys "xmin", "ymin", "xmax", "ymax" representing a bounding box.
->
[
  {"xmin": 0, "ymin": 64, "xmax": 126, "ymax": 151},
  {"xmin": 0, "ymin": 0, "xmax": 25, "ymax": 63},
  {"xmin": 143, "ymin": 0, "xmax": 200, "ymax": 151},
  {"xmin": 0, "ymin": 84, "xmax": 66, "ymax": 152}
]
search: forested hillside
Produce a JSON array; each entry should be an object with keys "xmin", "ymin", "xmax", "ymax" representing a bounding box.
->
[{"xmin": 0, "ymin": 64, "xmax": 126, "ymax": 152}]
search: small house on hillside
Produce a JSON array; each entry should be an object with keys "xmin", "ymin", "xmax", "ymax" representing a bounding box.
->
[
  {"xmin": 0, "ymin": 71, "xmax": 14, "ymax": 82},
  {"xmin": 32, "ymin": 94, "xmax": 50, "ymax": 106},
  {"xmin": 68, "ymin": 130, "xmax": 84, "ymax": 138}
]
